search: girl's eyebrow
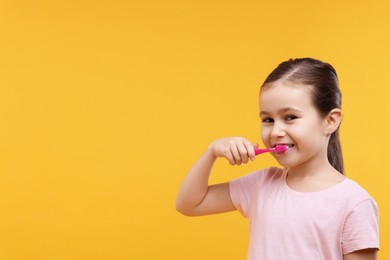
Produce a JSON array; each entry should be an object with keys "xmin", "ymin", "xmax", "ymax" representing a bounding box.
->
[{"xmin": 259, "ymin": 107, "xmax": 302, "ymax": 117}]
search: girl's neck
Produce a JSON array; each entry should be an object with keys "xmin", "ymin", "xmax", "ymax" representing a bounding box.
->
[
  {"xmin": 288, "ymin": 153, "xmax": 325, "ymax": 174},
  {"xmin": 286, "ymin": 160, "xmax": 345, "ymax": 192}
]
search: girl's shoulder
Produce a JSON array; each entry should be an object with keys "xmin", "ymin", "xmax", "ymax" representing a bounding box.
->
[
  {"xmin": 340, "ymin": 177, "xmax": 375, "ymax": 202},
  {"xmin": 231, "ymin": 166, "xmax": 285, "ymax": 189},
  {"xmin": 239, "ymin": 166, "xmax": 284, "ymax": 179},
  {"xmin": 324, "ymin": 177, "xmax": 378, "ymax": 214}
]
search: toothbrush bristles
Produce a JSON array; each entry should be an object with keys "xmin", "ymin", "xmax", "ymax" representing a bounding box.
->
[{"xmin": 275, "ymin": 145, "xmax": 289, "ymax": 153}]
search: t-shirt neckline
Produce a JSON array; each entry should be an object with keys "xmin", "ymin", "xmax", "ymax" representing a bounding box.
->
[{"xmin": 281, "ymin": 168, "xmax": 349, "ymax": 196}]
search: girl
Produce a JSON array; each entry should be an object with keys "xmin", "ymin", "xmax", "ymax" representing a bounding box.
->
[{"xmin": 176, "ymin": 58, "xmax": 379, "ymax": 260}]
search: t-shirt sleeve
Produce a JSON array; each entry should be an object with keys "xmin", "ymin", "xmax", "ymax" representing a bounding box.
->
[
  {"xmin": 342, "ymin": 198, "xmax": 380, "ymax": 254},
  {"xmin": 229, "ymin": 173, "xmax": 252, "ymax": 218},
  {"xmin": 229, "ymin": 169, "xmax": 268, "ymax": 218}
]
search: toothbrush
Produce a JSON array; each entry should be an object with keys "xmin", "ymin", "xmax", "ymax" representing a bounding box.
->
[{"xmin": 254, "ymin": 145, "xmax": 289, "ymax": 156}]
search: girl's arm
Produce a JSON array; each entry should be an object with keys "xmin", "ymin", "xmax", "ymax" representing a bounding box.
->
[
  {"xmin": 344, "ymin": 249, "xmax": 378, "ymax": 260},
  {"xmin": 176, "ymin": 137, "xmax": 256, "ymax": 216}
]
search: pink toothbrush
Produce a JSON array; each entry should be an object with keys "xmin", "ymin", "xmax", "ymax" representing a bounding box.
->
[{"xmin": 254, "ymin": 145, "xmax": 289, "ymax": 156}]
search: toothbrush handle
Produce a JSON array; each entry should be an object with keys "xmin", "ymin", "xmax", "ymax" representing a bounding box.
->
[{"xmin": 254, "ymin": 148, "xmax": 272, "ymax": 156}]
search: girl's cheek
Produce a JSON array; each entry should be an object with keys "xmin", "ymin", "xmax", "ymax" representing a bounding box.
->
[{"xmin": 261, "ymin": 129, "xmax": 270, "ymax": 146}]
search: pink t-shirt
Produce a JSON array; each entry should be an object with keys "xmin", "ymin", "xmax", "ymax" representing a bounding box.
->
[{"xmin": 229, "ymin": 167, "xmax": 379, "ymax": 260}]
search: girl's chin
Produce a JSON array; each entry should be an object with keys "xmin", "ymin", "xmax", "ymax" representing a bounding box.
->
[
  {"xmin": 274, "ymin": 157, "xmax": 296, "ymax": 168},
  {"xmin": 273, "ymin": 146, "xmax": 295, "ymax": 166}
]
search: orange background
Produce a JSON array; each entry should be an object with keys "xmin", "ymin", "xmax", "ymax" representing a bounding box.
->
[{"xmin": 0, "ymin": 0, "xmax": 389, "ymax": 259}]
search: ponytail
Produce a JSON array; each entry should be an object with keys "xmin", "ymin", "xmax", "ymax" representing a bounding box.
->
[{"xmin": 328, "ymin": 129, "xmax": 344, "ymax": 175}]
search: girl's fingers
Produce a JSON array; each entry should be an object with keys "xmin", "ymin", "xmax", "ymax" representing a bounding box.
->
[
  {"xmin": 236, "ymin": 141, "xmax": 250, "ymax": 164},
  {"xmin": 211, "ymin": 137, "xmax": 256, "ymax": 165},
  {"xmin": 224, "ymin": 150, "xmax": 236, "ymax": 165},
  {"xmin": 230, "ymin": 145, "xmax": 242, "ymax": 165},
  {"xmin": 243, "ymin": 140, "xmax": 256, "ymax": 161}
]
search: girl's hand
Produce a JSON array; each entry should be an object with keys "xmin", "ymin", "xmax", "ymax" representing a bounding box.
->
[{"xmin": 208, "ymin": 137, "xmax": 258, "ymax": 165}]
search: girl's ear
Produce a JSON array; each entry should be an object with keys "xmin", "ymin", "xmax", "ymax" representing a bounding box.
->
[{"xmin": 324, "ymin": 108, "xmax": 343, "ymax": 135}]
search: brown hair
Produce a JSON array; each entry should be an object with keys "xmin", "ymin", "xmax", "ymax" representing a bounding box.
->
[{"xmin": 261, "ymin": 58, "xmax": 344, "ymax": 174}]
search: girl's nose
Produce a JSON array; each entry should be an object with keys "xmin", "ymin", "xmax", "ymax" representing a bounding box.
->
[{"xmin": 271, "ymin": 124, "xmax": 286, "ymax": 138}]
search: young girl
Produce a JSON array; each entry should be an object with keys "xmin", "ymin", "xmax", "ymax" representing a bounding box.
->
[{"xmin": 176, "ymin": 58, "xmax": 379, "ymax": 260}]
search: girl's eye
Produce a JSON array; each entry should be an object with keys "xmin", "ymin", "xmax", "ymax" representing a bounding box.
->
[
  {"xmin": 285, "ymin": 115, "xmax": 297, "ymax": 121},
  {"xmin": 262, "ymin": 117, "xmax": 274, "ymax": 123}
]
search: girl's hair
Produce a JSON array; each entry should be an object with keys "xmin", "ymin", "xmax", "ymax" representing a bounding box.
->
[{"xmin": 261, "ymin": 58, "xmax": 344, "ymax": 174}]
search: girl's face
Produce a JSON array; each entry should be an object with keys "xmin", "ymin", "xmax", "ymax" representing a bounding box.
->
[{"xmin": 259, "ymin": 81, "xmax": 330, "ymax": 169}]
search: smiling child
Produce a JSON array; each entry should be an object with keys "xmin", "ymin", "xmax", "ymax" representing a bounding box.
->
[{"xmin": 176, "ymin": 58, "xmax": 379, "ymax": 260}]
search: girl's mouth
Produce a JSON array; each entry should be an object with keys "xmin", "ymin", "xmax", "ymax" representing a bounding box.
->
[
  {"xmin": 275, "ymin": 144, "xmax": 294, "ymax": 148},
  {"xmin": 274, "ymin": 144, "xmax": 294, "ymax": 154}
]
